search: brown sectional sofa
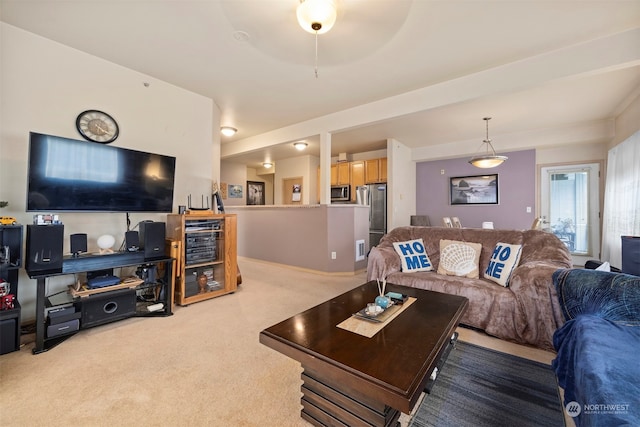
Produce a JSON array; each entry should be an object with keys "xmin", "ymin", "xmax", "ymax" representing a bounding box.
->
[{"xmin": 366, "ymin": 226, "xmax": 572, "ymax": 350}]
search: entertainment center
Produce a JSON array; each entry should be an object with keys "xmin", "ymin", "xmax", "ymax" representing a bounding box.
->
[{"xmin": 28, "ymin": 251, "xmax": 174, "ymax": 354}]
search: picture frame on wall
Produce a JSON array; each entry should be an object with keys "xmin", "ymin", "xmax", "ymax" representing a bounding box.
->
[
  {"xmin": 228, "ymin": 184, "xmax": 243, "ymax": 199},
  {"xmin": 246, "ymin": 181, "xmax": 265, "ymax": 205},
  {"xmin": 450, "ymin": 174, "xmax": 498, "ymax": 205}
]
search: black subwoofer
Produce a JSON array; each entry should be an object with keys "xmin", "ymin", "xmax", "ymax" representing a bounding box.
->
[{"xmin": 80, "ymin": 288, "xmax": 136, "ymax": 328}]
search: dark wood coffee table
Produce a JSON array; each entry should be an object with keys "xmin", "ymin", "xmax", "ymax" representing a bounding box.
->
[{"xmin": 259, "ymin": 281, "xmax": 468, "ymax": 427}]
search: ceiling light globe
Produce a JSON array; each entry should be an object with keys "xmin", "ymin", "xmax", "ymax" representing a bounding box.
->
[
  {"xmin": 293, "ymin": 142, "xmax": 308, "ymax": 151},
  {"xmin": 220, "ymin": 126, "xmax": 237, "ymax": 137},
  {"xmin": 297, "ymin": 0, "xmax": 337, "ymax": 34},
  {"xmin": 263, "ymin": 162, "xmax": 273, "ymax": 168}
]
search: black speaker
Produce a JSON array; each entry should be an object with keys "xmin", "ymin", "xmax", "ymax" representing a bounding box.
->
[
  {"xmin": 26, "ymin": 224, "xmax": 64, "ymax": 275},
  {"xmin": 139, "ymin": 221, "xmax": 166, "ymax": 260},
  {"xmin": 0, "ymin": 318, "xmax": 18, "ymax": 355},
  {"xmin": 621, "ymin": 236, "xmax": 640, "ymax": 276},
  {"xmin": 125, "ymin": 231, "xmax": 140, "ymax": 252},
  {"xmin": 70, "ymin": 233, "xmax": 87, "ymax": 256},
  {"xmin": 80, "ymin": 288, "xmax": 136, "ymax": 328}
]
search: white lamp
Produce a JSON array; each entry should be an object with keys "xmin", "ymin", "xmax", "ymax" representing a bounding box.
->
[
  {"xmin": 97, "ymin": 234, "xmax": 115, "ymax": 254},
  {"xmin": 293, "ymin": 142, "xmax": 308, "ymax": 151},
  {"xmin": 469, "ymin": 118, "xmax": 508, "ymax": 168},
  {"xmin": 220, "ymin": 126, "xmax": 237, "ymax": 137},
  {"xmin": 263, "ymin": 162, "xmax": 273, "ymax": 168},
  {"xmin": 296, "ymin": 0, "xmax": 337, "ymax": 78},
  {"xmin": 296, "ymin": 0, "xmax": 337, "ymax": 34}
]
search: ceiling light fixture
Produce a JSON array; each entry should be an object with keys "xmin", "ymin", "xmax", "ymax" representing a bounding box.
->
[
  {"xmin": 220, "ymin": 126, "xmax": 237, "ymax": 137},
  {"xmin": 293, "ymin": 142, "xmax": 308, "ymax": 151},
  {"xmin": 469, "ymin": 117, "xmax": 508, "ymax": 168},
  {"xmin": 263, "ymin": 162, "xmax": 273, "ymax": 168},
  {"xmin": 296, "ymin": 0, "xmax": 337, "ymax": 78}
]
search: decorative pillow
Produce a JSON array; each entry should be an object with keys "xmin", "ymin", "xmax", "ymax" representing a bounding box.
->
[
  {"xmin": 392, "ymin": 238, "xmax": 434, "ymax": 272},
  {"xmin": 483, "ymin": 242, "xmax": 523, "ymax": 287},
  {"xmin": 437, "ymin": 239, "xmax": 482, "ymax": 278}
]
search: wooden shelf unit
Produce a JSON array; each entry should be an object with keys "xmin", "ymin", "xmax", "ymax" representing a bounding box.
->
[{"xmin": 166, "ymin": 214, "xmax": 237, "ymax": 306}]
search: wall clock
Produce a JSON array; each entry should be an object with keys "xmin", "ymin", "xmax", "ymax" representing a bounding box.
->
[{"xmin": 75, "ymin": 110, "xmax": 119, "ymax": 143}]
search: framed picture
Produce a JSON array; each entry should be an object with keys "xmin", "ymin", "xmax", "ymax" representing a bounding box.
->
[
  {"xmin": 228, "ymin": 184, "xmax": 243, "ymax": 199},
  {"xmin": 450, "ymin": 174, "xmax": 498, "ymax": 205},
  {"xmin": 246, "ymin": 181, "xmax": 265, "ymax": 205}
]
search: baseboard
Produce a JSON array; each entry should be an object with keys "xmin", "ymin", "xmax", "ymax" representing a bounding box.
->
[{"xmin": 238, "ymin": 256, "xmax": 366, "ymax": 277}]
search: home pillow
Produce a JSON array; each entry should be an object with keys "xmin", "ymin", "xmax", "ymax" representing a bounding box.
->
[
  {"xmin": 483, "ymin": 242, "xmax": 523, "ymax": 287},
  {"xmin": 392, "ymin": 238, "xmax": 433, "ymax": 272},
  {"xmin": 437, "ymin": 239, "xmax": 482, "ymax": 278}
]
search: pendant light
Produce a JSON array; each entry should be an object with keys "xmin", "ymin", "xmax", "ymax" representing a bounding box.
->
[
  {"xmin": 469, "ymin": 117, "xmax": 508, "ymax": 168},
  {"xmin": 296, "ymin": 0, "xmax": 337, "ymax": 78}
]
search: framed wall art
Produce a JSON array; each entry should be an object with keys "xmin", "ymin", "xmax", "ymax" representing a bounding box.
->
[
  {"xmin": 246, "ymin": 181, "xmax": 265, "ymax": 205},
  {"xmin": 450, "ymin": 174, "xmax": 498, "ymax": 205},
  {"xmin": 228, "ymin": 184, "xmax": 243, "ymax": 199}
]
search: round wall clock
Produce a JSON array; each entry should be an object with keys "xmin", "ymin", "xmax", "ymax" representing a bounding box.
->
[{"xmin": 75, "ymin": 110, "xmax": 119, "ymax": 143}]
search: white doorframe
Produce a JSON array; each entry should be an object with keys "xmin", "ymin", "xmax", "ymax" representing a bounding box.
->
[{"xmin": 540, "ymin": 163, "xmax": 600, "ymax": 267}]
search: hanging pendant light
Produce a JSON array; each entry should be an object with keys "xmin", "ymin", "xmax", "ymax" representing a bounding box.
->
[
  {"xmin": 297, "ymin": 0, "xmax": 336, "ymax": 34},
  {"xmin": 469, "ymin": 117, "xmax": 508, "ymax": 168},
  {"xmin": 296, "ymin": 0, "xmax": 337, "ymax": 78}
]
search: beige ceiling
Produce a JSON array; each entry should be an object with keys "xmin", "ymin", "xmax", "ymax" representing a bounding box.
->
[{"xmin": 2, "ymin": 0, "xmax": 639, "ymax": 169}]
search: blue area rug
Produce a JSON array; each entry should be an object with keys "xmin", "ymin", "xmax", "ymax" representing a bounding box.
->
[{"xmin": 409, "ymin": 341, "xmax": 565, "ymax": 427}]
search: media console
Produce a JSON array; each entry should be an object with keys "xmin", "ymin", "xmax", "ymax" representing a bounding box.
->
[{"xmin": 28, "ymin": 251, "xmax": 174, "ymax": 354}]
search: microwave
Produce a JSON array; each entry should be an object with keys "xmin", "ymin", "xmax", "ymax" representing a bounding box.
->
[{"xmin": 331, "ymin": 185, "xmax": 350, "ymax": 202}]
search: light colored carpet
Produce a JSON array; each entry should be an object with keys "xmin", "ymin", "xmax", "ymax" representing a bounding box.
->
[{"xmin": 0, "ymin": 257, "xmax": 559, "ymax": 426}]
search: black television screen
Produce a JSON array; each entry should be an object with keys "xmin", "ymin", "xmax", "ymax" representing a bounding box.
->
[{"xmin": 27, "ymin": 132, "xmax": 176, "ymax": 212}]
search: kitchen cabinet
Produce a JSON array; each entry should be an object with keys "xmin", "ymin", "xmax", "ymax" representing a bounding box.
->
[
  {"xmin": 365, "ymin": 158, "xmax": 387, "ymax": 183},
  {"xmin": 331, "ymin": 162, "xmax": 350, "ymax": 186},
  {"xmin": 350, "ymin": 161, "xmax": 365, "ymax": 202}
]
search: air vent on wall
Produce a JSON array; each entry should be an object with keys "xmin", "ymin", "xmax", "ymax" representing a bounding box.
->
[
  {"xmin": 337, "ymin": 152, "xmax": 351, "ymax": 163},
  {"xmin": 356, "ymin": 239, "xmax": 366, "ymax": 261}
]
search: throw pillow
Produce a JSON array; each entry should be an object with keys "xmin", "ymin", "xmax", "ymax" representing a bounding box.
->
[
  {"xmin": 484, "ymin": 242, "xmax": 523, "ymax": 287},
  {"xmin": 437, "ymin": 239, "xmax": 482, "ymax": 278},
  {"xmin": 393, "ymin": 238, "xmax": 434, "ymax": 272}
]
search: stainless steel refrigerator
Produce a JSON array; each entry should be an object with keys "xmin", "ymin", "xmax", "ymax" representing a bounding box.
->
[{"xmin": 359, "ymin": 184, "xmax": 387, "ymax": 251}]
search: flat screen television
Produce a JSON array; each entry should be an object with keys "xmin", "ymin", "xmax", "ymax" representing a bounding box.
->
[{"xmin": 27, "ymin": 132, "xmax": 176, "ymax": 212}]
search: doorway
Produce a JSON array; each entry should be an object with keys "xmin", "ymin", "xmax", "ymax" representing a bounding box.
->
[{"xmin": 540, "ymin": 163, "xmax": 600, "ymax": 266}]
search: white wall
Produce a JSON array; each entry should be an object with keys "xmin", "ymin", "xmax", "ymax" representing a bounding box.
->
[
  {"xmin": 220, "ymin": 162, "xmax": 248, "ymax": 206},
  {"xmin": 0, "ymin": 24, "xmax": 218, "ymax": 321},
  {"xmin": 387, "ymin": 138, "xmax": 415, "ymax": 230},
  {"xmin": 611, "ymin": 93, "xmax": 640, "ymax": 148}
]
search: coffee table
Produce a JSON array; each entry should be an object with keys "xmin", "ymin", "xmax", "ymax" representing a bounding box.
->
[{"xmin": 259, "ymin": 281, "xmax": 468, "ymax": 427}]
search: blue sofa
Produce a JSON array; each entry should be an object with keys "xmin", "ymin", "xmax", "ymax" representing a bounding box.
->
[{"xmin": 552, "ymin": 269, "xmax": 640, "ymax": 427}]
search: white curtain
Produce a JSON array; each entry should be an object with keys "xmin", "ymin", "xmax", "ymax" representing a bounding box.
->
[{"xmin": 601, "ymin": 130, "xmax": 640, "ymax": 268}]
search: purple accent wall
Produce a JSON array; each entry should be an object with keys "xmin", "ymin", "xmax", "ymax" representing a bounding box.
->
[{"xmin": 416, "ymin": 149, "xmax": 536, "ymax": 230}]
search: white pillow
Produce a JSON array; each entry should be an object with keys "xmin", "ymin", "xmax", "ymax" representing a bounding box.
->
[
  {"xmin": 437, "ymin": 239, "xmax": 482, "ymax": 278},
  {"xmin": 393, "ymin": 238, "xmax": 434, "ymax": 272},
  {"xmin": 484, "ymin": 242, "xmax": 523, "ymax": 287}
]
